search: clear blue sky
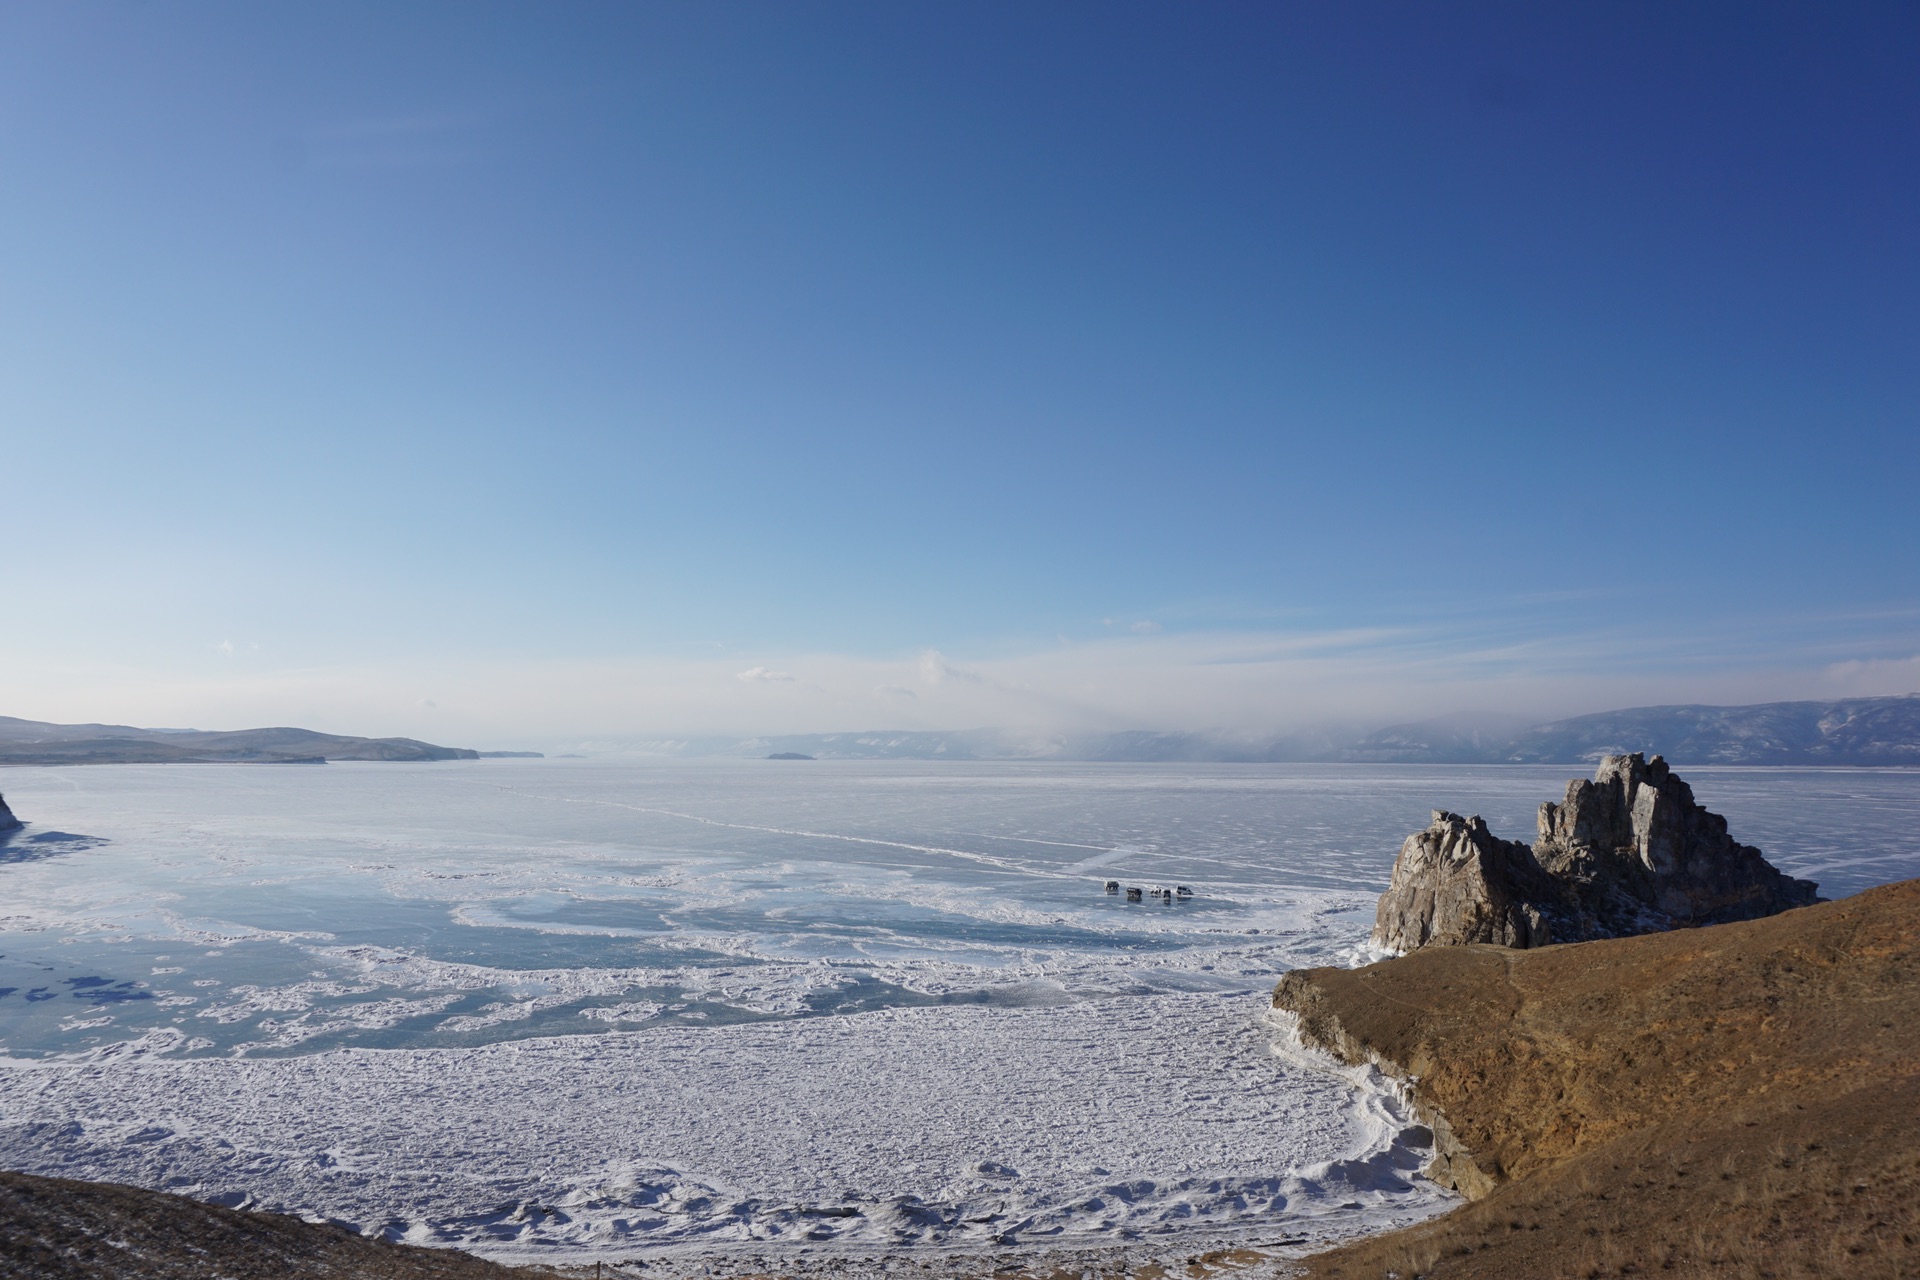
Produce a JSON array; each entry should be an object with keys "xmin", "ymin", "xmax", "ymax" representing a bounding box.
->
[{"xmin": 3, "ymin": 2, "xmax": 1916, "ymax": 740}]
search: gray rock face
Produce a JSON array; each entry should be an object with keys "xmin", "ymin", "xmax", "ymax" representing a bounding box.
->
[
  {"xmin": 1534, "ymin": 752, "xmax": 1820, "ymax": 931},
  {"xmin": 1373, "ymin": 753, "xmax": 1821, "ymax": 951},
  {"xmin": 0, "ymin": 792, "xmax": 19, "ymax": 832},
  {"xmin": 1371, "ymin": 811, "xmax": 1563, "ymax": 951}
]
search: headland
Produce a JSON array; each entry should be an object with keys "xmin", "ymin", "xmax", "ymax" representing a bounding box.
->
[{"xmin": 1277, "ymin": 879, "xmax": 1919, "ymax": 1276}]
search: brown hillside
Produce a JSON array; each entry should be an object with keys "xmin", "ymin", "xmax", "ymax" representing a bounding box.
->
[
  {"xmin": 0, "ymin": 1170, "xmax": 553, "ymax": 1280},
  {"xmin": 1273, "ymin": 879, "xmax": 1920, "ymax": 1279}
]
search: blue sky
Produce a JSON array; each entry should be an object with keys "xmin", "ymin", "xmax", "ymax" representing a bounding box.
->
[{"xmin": 2, "ymin": 2, "xmax": 1916, "ymax": 742}]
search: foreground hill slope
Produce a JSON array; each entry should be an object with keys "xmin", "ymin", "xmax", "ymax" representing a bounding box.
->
[
  {"xmin": 0, "ymin": 1170, "xmax": 548, "ymax": 1279},
  {"xmin": 1275, "ymin": 879, "xmax": 1920, "ymax": 1279}
]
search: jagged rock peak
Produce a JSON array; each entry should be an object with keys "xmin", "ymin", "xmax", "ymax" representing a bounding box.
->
[
  {"xmin": 0, "ymin": 792, "xmax": 19, "ymax": 831},
  {"xmin": 1372, "ymin": 754, "xmax": 1821, "ymax": 951},
  {"xmin": 1371, "ymin": 810, "xmax": 1562, "ymax": 952},
  {"xmin": 1535, "ymin": 752, "xmax": 1821, "ymax": 928}
]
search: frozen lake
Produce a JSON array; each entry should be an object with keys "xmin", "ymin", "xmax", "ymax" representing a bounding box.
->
[{"xmin": 0, "ymin": 759, "xmax": 1914, "ymax": 1262}]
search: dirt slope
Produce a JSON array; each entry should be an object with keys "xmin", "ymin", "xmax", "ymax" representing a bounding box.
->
[
  {"xmin": 1273, "ymin": 878, "xmax": 1920, "ymax": 1279},
  {"xmin": 0, "ymin": 1169, "xmax": 551, "ymax": 1280}
]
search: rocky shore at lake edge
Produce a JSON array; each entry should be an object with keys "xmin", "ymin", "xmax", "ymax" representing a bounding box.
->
[
  {"xmin": 1277, "ymin": 875, "xmax": 1920, "ymax": 1278},
  {"xmin": 1371, "ymin": 753, "xmax": 1820, "ymax": 951}
]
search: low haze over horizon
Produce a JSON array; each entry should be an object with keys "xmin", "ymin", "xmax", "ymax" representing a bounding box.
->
[{"xmin": 4, "ymin": 3, "xmax": 1916, "ymax": 744}]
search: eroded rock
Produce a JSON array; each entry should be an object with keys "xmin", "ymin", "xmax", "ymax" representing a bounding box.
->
[
  {"xmin": 1371, "ymin": 811, "xmax": 1564, "ymax": 951},
  {"xmin": 1372, "ymin": 753, "xmax": 1821, "ymax": 950}
]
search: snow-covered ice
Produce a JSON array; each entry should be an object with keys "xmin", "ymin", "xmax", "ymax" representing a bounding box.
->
[
  {"xmin": 0, "ymin": 994, "xmax": 1451, "ymax": 1256},
  {"xmin": 0, "ymin": 758, "xmax": 1911, "ymax": 1263}
]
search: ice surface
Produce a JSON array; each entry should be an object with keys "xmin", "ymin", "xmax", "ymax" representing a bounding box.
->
[
  {"xmin": 0, "ymin": 759, "xmax": 1913, "ymax": 1262},
  {"xmin": 0, "ymin": 995, "xmax": 1452, "ymax": 1257}
]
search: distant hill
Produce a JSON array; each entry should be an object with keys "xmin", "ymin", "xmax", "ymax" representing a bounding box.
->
[
  {"xmin": 590, "ymin": 695, "xmax": 1920, "ymax": 767},
  {"xmin": 651, "ymin": 726, "xmax": 1360, "ymax": 763},
  {"xmin": 1317, "ymin": 712, "xmax": 1540, "ymax": 765},
  {"xmin": 1498, "ymin": 695, "xmax": 1920, "ymax": 766},
  {"xmin": 0, "ymin": 717, "xmax": 479, "ymax": 766},
  {"xmin": 1256, "ymin": 696, "xmax": 1920, "ymax": 766},
  {"xmin": 10, "ymin": 694, "xmax": 1918, "ymax": 769},
  {"xmin": 1328, "ymin": 695, "xmax": 1919, "ymax": 766}
]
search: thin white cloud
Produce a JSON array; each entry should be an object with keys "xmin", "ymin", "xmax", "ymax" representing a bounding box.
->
[
  {"xmin": 918, "ymin": 650, "xmax": 983, "ymax": 686},
  {"xmin": 6, "ymin": 623, "xmax": 1917, "ymax": 745},
  {"xmin": 1820, "ymin": 654, "xmax": 1920, "ymax": 691}
]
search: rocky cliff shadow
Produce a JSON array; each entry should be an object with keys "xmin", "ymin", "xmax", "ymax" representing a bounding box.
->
[{"xmin": 0, "ymin": 829, "xmax": 111, "ymax": 865}]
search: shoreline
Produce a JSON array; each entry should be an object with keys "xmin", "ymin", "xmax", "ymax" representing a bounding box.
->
[{"xmin": 1273, "ymin": 880, "xmax": 1920, "ymax": 1278}]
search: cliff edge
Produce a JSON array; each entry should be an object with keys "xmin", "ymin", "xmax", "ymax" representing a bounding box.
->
[{"xmin": 1275, "ymin": 879, "xmax": 1920, "ymax": 1278}]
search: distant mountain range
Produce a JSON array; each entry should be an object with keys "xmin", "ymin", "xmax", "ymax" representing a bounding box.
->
[
  {"xmin": 6, "ymin": 694, "xmax": 1917, "ymax": 768},
  {"xmin": 1355, "ymin": 694, "xmax": 1920, "ymax": 766},
  {"xmin": 628, "ymin": 694, "xmax": 1920, "ymax": 767},
  {"xmin": 0, "ymin": 717, "xmax": 484, "ymax": 765}
]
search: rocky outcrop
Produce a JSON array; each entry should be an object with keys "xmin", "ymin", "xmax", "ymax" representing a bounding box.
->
[
  {"xmin": 1534, "ymin": 751, "xmax": 1820, "ymax": 931},
  {"xmin": 0, "ymin": 792, "xmax": 19, "ymax": 832},
  {"xmin": 1370, "ymin": 812, "xmax": 1565, "ymax": 951},
  {"xmin": 1279, "ymin": 879, "xmax": 1920, "ymax": 1279},
  {"xmin": 1373, "ymin": 753, "xmax": 1820, "ymax": 951}
]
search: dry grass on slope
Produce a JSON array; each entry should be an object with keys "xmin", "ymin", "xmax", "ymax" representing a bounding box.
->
[
  {"xmin": 1276, "ymin": 879, "xmax": 1920, "ymax": 1279},
  {"xmin": 0, "ymin": 1170, "xmax": 556, "ymax": 1280}
]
